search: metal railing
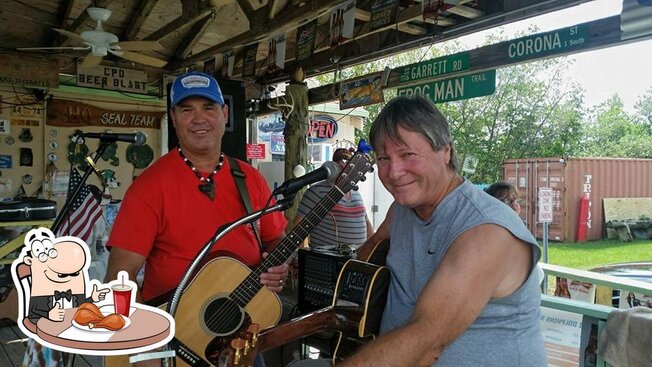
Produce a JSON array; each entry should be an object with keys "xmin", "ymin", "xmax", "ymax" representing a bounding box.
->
[{"xmin": 539, "ymin": 263, "xmax": 652, "ymax": 367}]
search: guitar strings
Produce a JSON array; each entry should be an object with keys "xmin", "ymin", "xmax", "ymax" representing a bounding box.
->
[
  {"xmin": 202, "ymin": 177, "xmax": 351, "ymax": 333},
  {"xmin": 203, "ymin": 192, "xmax": 341, "ymax": 332}
]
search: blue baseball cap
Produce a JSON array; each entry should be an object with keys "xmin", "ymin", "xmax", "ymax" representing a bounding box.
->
[{"xmin": 170, "ymin": 71, "xmax": 224, "ymax": 107}]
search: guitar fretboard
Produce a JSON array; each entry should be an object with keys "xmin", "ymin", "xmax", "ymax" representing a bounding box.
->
[{"xmin": 230, "ymin": 153, "xmax": 371, "ymax": 308}]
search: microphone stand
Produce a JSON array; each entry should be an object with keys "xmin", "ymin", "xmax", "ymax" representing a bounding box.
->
[{"xmin": 50, "ymin": 141, "xmax": 110, "ymax": 233}]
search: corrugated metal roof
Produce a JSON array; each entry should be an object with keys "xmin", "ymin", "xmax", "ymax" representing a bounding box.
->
[{"xmin": 621, "ymin": 0, "xmax": 652, "ymax": 40}]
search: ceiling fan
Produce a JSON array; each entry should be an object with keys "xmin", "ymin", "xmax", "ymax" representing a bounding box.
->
[{"xmin": 18, "ymin": 7, "xmax": 167, "ymax": 69}]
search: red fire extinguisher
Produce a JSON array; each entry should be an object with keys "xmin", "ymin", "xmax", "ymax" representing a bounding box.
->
[{"xmin": 576, "ymin": 193, "xmax": 590, "ymax": 242}]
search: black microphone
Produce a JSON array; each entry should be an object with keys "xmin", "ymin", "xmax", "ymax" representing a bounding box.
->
[
  {"xmin": 82, "ymin": 132, "xmax": 146, "ymax": 146},
  {"xmin": 273, "ymin": 161, "xmax": 340, "ymax": 195}
]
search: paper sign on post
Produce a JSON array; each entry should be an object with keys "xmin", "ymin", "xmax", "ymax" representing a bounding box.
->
[{"xmin": 539, "ymin": 187, "xmax": 553, "ymax": 223}]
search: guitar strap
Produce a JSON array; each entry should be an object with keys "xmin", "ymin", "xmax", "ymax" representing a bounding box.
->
[{"xmin": 227, "ymin": 156, "xmax": 264, "ymax": 255}]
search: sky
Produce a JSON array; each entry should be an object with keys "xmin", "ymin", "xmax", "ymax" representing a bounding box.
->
[{"xmin": 448, "ymin": 0, "xmax": 652, "ymax": 113}]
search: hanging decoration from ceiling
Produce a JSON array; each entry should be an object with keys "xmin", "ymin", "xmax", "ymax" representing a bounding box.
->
[
  {"xmin": 267, "ymin": 34, "xmax": 286, "ymax": 73},
  {"xmin": 370, "ymin": 0, "xmax": 400, "ymax": 31},
  {"xmin": 220, "ymin": 50, "xmax": 235, "ymax": 79},
  {"xmin": 242, "ymin": 43, "xmax": 259, "ymax": 78},
  {"xmin": 340, "ymin": 72, "xmax": 385, "ymax": 109},
  {"xmin": 330, "ymin": 0, "xmax": 356, "ymax": 47},
  {"xmin": 295, "ymin": 20, "xmax": 317, "ymax": 63}
]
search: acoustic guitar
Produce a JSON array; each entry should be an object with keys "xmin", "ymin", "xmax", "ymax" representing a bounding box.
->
[
  {"xmin": 231, "ymin": 240, "xmax": 391, "ymax": 366},
  {"xmin": 105, "ymin": 151, "xmax": 375, "ymax": 367}
]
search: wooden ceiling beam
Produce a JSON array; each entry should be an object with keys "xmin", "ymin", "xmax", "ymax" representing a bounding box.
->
[
  {"xmin": 175, "ymin": 14, "xmax": 216, "ymax": 60},
  {"xmin": 124, "ymin": 0, "xmax": 158, "ymax": 40},
  {"xmin": 143, "ymin": 8, "xmax": 214, "ymax": 42},
  {"xmin": 180, "ymin": 0, "xmax": 347, "ymax": 67},
  {"xmin": 58, "ymin": 0, "xmax": 113, "ymax": 46},
  {"xmin": 266, "ymin": 0, "xmax": 281, "ymax": 20},
  {"xmin": 236, "ymin": 0, "xmax": 268, "ymax": 33},
  {"xmin": 445, "ymin": 4, "xmax": 484, "ymax": 19},
  {"xmin": 51, "ymin": 0, "xmax": 76, "ymax": 46}
]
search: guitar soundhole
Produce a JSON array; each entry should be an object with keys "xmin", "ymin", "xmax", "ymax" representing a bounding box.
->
[{"xmin": 203, "ymin": 297, "xmax": 244, "ymax": 336}]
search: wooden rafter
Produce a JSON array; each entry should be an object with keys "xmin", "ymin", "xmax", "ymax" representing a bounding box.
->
[
  {"xmin": 58, "ymin": 0, "xmax": 112, "ymax": 46},
  {"xmin": 175, "ymin": 13, "xmax": 216, "ymax": 60},
  {"xmin": 236, "ymin": 0, "xmax": 268, "ymax": 33},
  {"xmin": 180, "ymin": 0, "xmax": 346, "ymax": 67},
  {"xmin": 51, "ymin": 0, "xmax": 76, "ymax": 46},
  {"xmin": 266, "ymin": 0, "xmax": 280, "ymax": 20},
  {"xmin": 446, "ymin": 4, "xmax": 485, "ymax": 19},
  {"xmin": 143, "ymin": 8, "xmax": 214, "ymax": 42},
  {"xmin": 124, "ymin": 0, "xmax": 158, "ymax": 40}
]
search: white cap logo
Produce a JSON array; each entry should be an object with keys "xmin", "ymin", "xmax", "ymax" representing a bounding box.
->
[{"xmin": 180, "ymin": 75, "xmax": 211, "ymax": 89}]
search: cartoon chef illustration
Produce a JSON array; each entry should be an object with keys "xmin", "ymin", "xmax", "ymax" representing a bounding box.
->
[
  {"xmin": 12, "ymin": 227, "xmax": 176, "ymax": 357},
  {"xmin": 20, "ymin": 228, "xmax": 109, "ymax": 324}
]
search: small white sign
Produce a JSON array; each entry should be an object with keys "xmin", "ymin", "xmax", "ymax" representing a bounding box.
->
[
  {"xmin": 0, "ymin": 119, "xmax": 9, "ymax": 134},
  {"xmin": 77, "ymin": 65, "xmax": 148, "ymax": 94},
  {"xmin": 538, "ymin": 187, "xmax": 553, "ymax": 223}
]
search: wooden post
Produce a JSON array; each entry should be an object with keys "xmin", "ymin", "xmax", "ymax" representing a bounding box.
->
[{"xmin": 282, "ymin": 68, "xmax": 309, "ymax": 224}]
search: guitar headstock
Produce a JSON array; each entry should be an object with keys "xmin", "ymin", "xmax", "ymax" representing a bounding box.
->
[{"xmin": 334, "ymin": 146, "xmax": 375, "ymax": 194}]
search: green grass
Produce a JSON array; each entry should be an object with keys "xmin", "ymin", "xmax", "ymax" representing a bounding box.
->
[{"xmin": 543, "ymin": 239, "xmax": 652, "ymax": 270}]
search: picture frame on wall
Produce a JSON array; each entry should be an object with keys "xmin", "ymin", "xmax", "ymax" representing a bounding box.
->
[{"xmin": 224, "ymin": 94, "xmax": 234, "ymax": 132}]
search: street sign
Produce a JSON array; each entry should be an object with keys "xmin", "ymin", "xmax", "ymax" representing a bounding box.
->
[
  {"xmin": 538, "ymin": 187, "xmax": 553, "ymax": 223},
  {"xmin": 399, "ymin": 51, "xmax": 470, "ymax": 83},
  {"xmin": 506, "ymin": 24, "xmax": 588, "ymax": 62},
  {"xmin": 396, "ymin": 70, "xmax": 496, "ymax": 104}
]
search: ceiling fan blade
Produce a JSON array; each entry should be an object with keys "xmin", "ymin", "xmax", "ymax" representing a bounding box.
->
[
  {"xmin": 116, "ymin": 50, "xmax": 168, "ymax": 68},
  {"xmin": 53, "ymin": 28, "xmax": 86, "ymax": 43},
  {"xmin": 81, "ymin": 53, "xmax": 103, "ymax": 69},
  {"xmin": 17, "ymin": 46, "xmax": 91, "ymax": 51},
  {"xmin": 114, "ymin": 40, "xmax": 163, "ymax": 51}
]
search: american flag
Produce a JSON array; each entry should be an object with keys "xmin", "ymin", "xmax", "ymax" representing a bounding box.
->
[{"xmin": 57, "ymin": 168, "xmax": 102, "ymax": 242}]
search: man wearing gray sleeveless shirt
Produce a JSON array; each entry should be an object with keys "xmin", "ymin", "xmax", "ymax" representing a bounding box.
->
[{"xmin": 342, "ymin": 96, "xmax": 546, "ymax": 366}]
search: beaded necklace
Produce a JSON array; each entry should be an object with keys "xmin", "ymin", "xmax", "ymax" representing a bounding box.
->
[{"xmin": 177, "ymin": 147, "xmax": 224, "ymax": 200}]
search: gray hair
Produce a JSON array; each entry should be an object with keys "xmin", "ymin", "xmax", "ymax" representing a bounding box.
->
[{"xmin": 369, "ymin": 95, "xmax": 459, "ymax": 171}]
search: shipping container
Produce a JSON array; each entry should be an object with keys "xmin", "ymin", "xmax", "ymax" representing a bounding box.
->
[{"xmin": 503, "ymin": 157, "xmax": 652, "ymax": 242}]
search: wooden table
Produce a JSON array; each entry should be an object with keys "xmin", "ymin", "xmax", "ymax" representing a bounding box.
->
[{"xmin": 36, "ymin": 306, "xmax": 171, "ymax": 352}]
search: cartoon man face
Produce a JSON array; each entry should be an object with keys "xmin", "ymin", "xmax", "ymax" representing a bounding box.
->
[{"xmin": 24, "ymin": 232, "xmax": 88, "ymax": 297}]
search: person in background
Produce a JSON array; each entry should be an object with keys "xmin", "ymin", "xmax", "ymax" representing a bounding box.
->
[
  {"xmin": 293, "ymin": 148, "xmax": 374, "ymax": 254},
  {"xmin": 484, "ymin": 181, "xmax": 521, "ymax": 214},
  {"xmin": 485, "ymin": 181, "xmax": 546, "ymax": 288},
  {"xmin": 626, "ymin": 292, "xmax": 642, "ymax": 308},
  {"xmin": 104, "ymin": 71, "xmax": 288, "ymax": 366},
  {"xmin": 339, "ymin": 95, "xmax": 546, "ymax": 366}
]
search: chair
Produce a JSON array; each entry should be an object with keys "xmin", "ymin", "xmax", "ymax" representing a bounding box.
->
[{"xmin": 13, "ymin": 262, "xmax": 37, "ymax": 333}]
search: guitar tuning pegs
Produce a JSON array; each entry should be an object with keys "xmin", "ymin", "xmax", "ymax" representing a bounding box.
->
[
  {"xmin": 230, "ymin": 338, "xmax": 246, "ymax": 365},
  {"xmin": 360, "ymin": 175, "xmax": 367, "ymax": 182},
  {"xmin": 247, "ymin": 323, "xmax": 261, "ymax": 348}
]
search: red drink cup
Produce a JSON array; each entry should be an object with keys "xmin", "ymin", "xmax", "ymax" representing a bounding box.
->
[{"xmin": 112, "ymin": 284, "xmax": 132, "ymax": 317}]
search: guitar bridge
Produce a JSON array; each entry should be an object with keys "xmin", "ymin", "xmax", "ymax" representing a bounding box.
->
[{"xmin": 169, "ymin": 337, "xmax": 211, "ymax": 367}]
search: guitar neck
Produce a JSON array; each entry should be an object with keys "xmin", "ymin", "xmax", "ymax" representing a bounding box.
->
[
  {"xmin": 234, "ymin": 185, "xmax": 347, "ymax": 307},
  {"xmin": 233, "ymin": 151, "xmax": 373, "ymax": 308}
]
